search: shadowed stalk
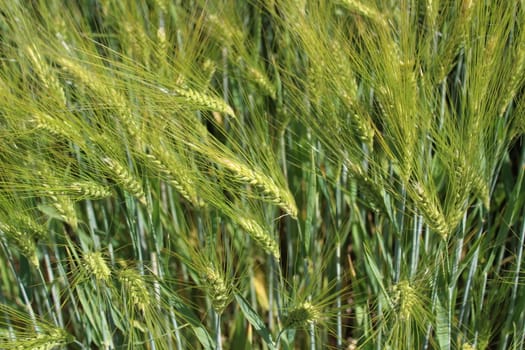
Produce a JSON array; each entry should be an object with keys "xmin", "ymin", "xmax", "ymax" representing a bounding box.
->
[
  {"xmin": 0, "ymin": 241, "xmax": 39, "ymax": 332},
  {"xmin": 335, "ymin": 162, "xmax": 346, "ymax": 349}
]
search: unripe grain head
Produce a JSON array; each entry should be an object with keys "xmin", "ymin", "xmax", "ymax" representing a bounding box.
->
[
  {"xmin": 204, "ymin": 266, "xmax": 230, "ymax": 314},
  {"xmin": 118, "ymin": 268, "xmax": 151, "ymax": 312},
  {"xmin": 237, "ymin": 217, "xmax": 280, "ymax": 260},
  {"xmin": 103, "ymin": 157, "xmax": 147, "ymax": 205},
  {"xmin": 282, "ymin": 301, "xmax": 320, "ymax": 330},
  {"xmin": 83, "ymin": 251, "xmax": 111, "ymax": 282}
]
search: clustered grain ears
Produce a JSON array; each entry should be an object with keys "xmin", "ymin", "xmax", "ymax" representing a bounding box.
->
[{"xmin": 57, "ymin": 58, "xmax": 140, "ymax": 139}]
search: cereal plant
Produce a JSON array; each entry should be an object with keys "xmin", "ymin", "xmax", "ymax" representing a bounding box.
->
[{"xmin": 0, "ymin": 0, "xmax": 524, "ymax": 349}]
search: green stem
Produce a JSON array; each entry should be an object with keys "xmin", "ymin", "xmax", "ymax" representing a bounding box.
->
[
  {"xmin": 335, "ymin": 162, "xmax": 346, "ymax": 349},
  {"xmin": 394, "ymin": 186, "xmax": 406, "ymax": 283},
  {"xmin": 215, "ymin": 311, "xmax": 222, "ymax": 350},
  {"xmin": 409, "ymin": 213, "xmax": 422, "ymax": 279},
  {"xmin": 458, "ymin": 215, "xmax": 483, "ymax": 329}
]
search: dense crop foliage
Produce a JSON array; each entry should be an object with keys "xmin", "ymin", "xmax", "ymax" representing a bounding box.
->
[{"xmin": 0, "ymin": 1, "xmax": 524, "ymax": 349}]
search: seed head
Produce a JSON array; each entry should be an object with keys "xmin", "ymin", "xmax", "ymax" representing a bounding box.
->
[
  {"xmin": 282, "ymin": 301, "xmax": 320, "ymax": 330},
  {"xmin": 204, "ymin": 266, "xmax": 230, "ymax": 313},
  {"xmin": 118, "ymin": 268, "xmax": 150, "ymax": 311},
  {"xmin": 83, "ymin": 251, "xmax": 111, "ymax": 282}
]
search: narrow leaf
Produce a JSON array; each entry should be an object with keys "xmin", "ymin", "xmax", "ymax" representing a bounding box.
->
[{"xmin": 235, "ymin": 293, "xmax": 276, "ymax": 350}]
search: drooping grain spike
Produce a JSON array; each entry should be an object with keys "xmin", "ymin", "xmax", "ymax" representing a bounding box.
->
[
  {"xmin": 69, "ymin": 181, "xmax": 112, "ymax": 200},
  {"xmin": 143, "ymin": 150, "xmax": 205, "ymax": 207},
  {"xmin": 215, "ymin": 156, "xmax": 297, "ymax": 218},
  {"xmin": 412, "ymin": 182, "xmax": 449, "ymax": 239},
  {"xmin": 118, "ymin": 268, "xmax": 151, "ymax": 312},
  {"xmin": 0, "ymin": 222, "xmax": 39, "ymax": 266},
  {"xmin": 103, "ymin": 157, "xmax": 147, "ymax": 205},
  {"xmin": 26, "ymin": 45, "xmax": 67, "ymax": 107},
  {"xmin": 237, "ymin": 217, "xmax": 280, "ymax": 260},
  {"xmin": 171, "ymin": 86, "xmax": 236, "ymax": 117}
]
